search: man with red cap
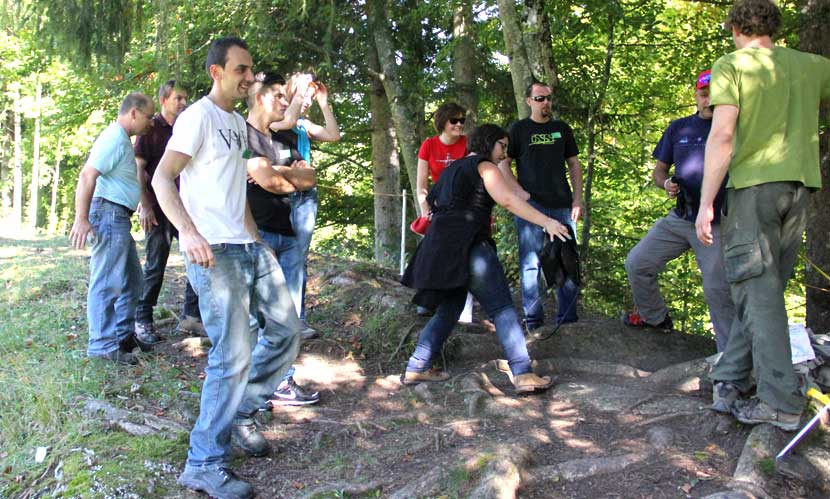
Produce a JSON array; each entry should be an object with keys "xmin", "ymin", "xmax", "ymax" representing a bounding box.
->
[{"xmin": 622, "ymin": 69, "xmax": 735, "ymax": 353}]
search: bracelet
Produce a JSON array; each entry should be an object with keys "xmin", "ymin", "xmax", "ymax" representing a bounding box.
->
[{"xmin": 663, "ymin": 178, "xmax": 672, "ymax": 190}]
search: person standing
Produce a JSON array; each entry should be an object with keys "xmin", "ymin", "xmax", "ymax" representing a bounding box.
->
[
  {"xmin": 623, "ymin": 70, "xmax": 736, "ymax": 352},
  {"xmin": 69, "ymin": 92, "xmax": 155, "ymax": 365},
  {"xmin": 133, "ymin": 80, "xmax": 203, "ymax": 345},
  {"xmin": 152, "ymin": 37, "xmax": 302, "ymax": 499},
  {"xmin": 498, "ymin": 82, "xmax": 584, "ymax": 331},
  {"xmin": 696, "ymin": 0, "xmax": 830, "ymax": 430}
]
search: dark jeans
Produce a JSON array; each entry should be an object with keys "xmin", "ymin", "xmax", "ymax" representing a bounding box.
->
[
  {"xmin": 136, "ymin": 214, "xmax": 200, "ymax": 323},
  {"xmin": 406, "ymin": 241, "xmax": 533, "ymax": 376}
]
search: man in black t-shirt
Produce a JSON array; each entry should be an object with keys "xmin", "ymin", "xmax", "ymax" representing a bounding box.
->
[
  {"xmin": 498, "ymin": 82, "xmax": 584, "ymax": 331},
  {"xmin": 245, "ymin": 70, "xmax": 320, "ymax": 407}
]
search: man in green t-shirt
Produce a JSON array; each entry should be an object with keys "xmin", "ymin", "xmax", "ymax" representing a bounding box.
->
[{"xmin": 696, "ymin": 0, "xmax": 830, "ymax": 431}]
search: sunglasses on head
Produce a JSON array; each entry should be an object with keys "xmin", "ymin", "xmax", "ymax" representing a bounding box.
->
[
  {"xmin": 531, "ymin": 95, "xmax": 552, "ymax": 102},
  {"xmin": 449, "ymin": 117, "xmax": 466, "ymax": 125}
]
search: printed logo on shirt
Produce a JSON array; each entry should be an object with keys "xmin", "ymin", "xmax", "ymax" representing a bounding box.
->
[
  {"xmin": 530, "ymin": 132, "xmax": 562, "ymax": 146},
  {"xmin": 678, "ymin": 135, "xmax": 705, "ymax": 146},
  {"xmin": 218, "ymin": 128, "xmax": 246, "ymax": 151},
  {"xmin": 437, "ymin": 153, "xmax": 454, "ymax": 168}
]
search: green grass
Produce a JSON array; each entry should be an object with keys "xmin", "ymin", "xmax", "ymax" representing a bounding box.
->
[{"xmin": 0, "ymin": 236, "xmax": 187, "ymax": 498}]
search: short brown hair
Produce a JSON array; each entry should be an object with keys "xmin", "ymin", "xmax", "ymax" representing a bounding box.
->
[
  {"xmin": 725, "ymin": 0, "xmax": 781, "ymax": 38},
  {"xmin": 433, "ymin": 102, "xmax": 466, "ymax": 133}
]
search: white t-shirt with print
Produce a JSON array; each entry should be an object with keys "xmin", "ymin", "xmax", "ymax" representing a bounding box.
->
[{"xmin": 166, "ymin": 96, "xmax": 253, "ymax": 250}]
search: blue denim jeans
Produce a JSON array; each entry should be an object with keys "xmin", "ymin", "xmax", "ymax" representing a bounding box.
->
[
  {"xmin": 406, "ymin": 241, "xmax": 533, "ymax": 376},
  {"xmin": 290, "ymin": 187, "xmax": 318, "ymax": 320},
  {"xmin": 515, "ymin": 202, "xmax": 579, "ymax": 326},
  {"xmin": 87, "ymin": 197, "xmax": 142, "ymax": 356},
  {"xmin": 184, "ymin": 242, "xmax": 301, "ymax": 468}
]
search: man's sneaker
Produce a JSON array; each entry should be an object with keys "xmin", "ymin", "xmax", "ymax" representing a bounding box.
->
[
  {"xmin": 268, "ymin": 377, "xmax": 320, "ymax": 407},
  {"xmin": 176, "ymin": 315, "xmax": 206, "ymax": 337},
  {"xmin": 299, "ymin": 321, "xmax": 320, "ymax": 340},
  {"xmin": 90, "ymin": 349, "xmax": 137, "ymax": 365},
  {"xmin": 711, "ymin": 381, "xmax": 741, "ymax": 414},
  {"xmin": 134, "ymin": 321, "xmax": 163, "ymax": 348},
  {"xmin": 231, "ymin": 420, "xmax": 270, "ymax": 457},
  {"xmin": 731, "ymin": 398, "xmax": 801, "ymax": 431},
  {"xmin": 178, "ymin": 466, "xmax": 253, "ymax": 499},
  {"xmin": 400, "ymin": 368, "xmax": 451, "ymax": 385},
  {"xmin": 621, "ymin": 311, "xmax": 673, "ymax": 332}
]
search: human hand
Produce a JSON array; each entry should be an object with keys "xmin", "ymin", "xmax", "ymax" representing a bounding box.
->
[
  {"xmin": 139, "ymin": 205, "xmax": 158, "ymax": 234},
  {"xmin": 69, "ymin": 218, "xmax": 94, "ymax": 250},
  {"xmin": 663, "ymin": 178, "xmax": 680, "ymax": 198},
  {"xmin": 544, "ymin": 218, "xmax": 571, "ymax": 242},
  {"xmin": 571, "ymin": 200, "xmax": 584, "ymax": 222},
  {"xmin": 695, "ymin": 204, "xmax": 714, "ymax": 246},
  {"xmin": 181, "ymin": 230, "xmax": 214, "ymax": 268},
  {"xmin": 315, "ymin": 81, "xmax": 329, "ymax": 107}
]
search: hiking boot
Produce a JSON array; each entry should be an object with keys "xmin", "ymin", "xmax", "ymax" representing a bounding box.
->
[
  {"xmin": 176, "ymin": 315, "xmax": 206, "ymax": 337},
  {"xmin": 90, "ymin": 349, "xmax": 137, "ymax": 366},
  {"xmin": 731, "ymin": 398, "xmax": 801, "ymax": 431},
  {"xmin": 711, "ymin": 381, "xmax": 741, "ymax": 414},
  {"xmin": 621, "ymin": 311, "xmax": 673, "ymax": 332},
  {"xmin": 513, "ymin": 373, "xmax": 554, "ymax": 395},
  {"xmin": 400, "ymin": 368, "xmax": 450, "ymax": 386},
  {"xmin": 268, "ymin": 377, "xmax": 320, "ymax": 407},
  {"xmin": 134, "ymin": 321, "xmax": 163, "ymax": 348},
  {"xmin": 178, "ymin": 466, "xmax": 253, "ymax": 499},
  {"xmin": 231, "ymin": 420, "xmax": 270, "ymax": 457},
  {"xmin": 299, "ymin": 321, "xmax": 320, "ymax": 340}
]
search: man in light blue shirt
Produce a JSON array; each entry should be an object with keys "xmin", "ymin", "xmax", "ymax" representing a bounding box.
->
[{"xmin": 69, "ymin": 92, "xmax": 155, "ymax": 364}]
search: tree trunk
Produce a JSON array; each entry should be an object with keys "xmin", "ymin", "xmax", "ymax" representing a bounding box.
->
[
  {"xmin": 367, "ymin": 0, "xmax": 423, "ymax": 212},
  {"xmin": 28, "ymin": 80, "xmax": 42, "ymax": 231},
  {"xmin": 452, "ymin": 1, "xmax": 478, "ymax": 131},
  {"xmin": 369, "ymin": 47, "xmax": 402, "ymax": 268},
  {"xmin": 580, "ymin": 13, "xmax": 616, "ymax": 263},
  {"xmin": 49, "ymin": 137, "xmax": 62, "ymax": 235},
  {"xmin": 12, "ymin": 90, "xmax": 22, "ymax": 229},
  {"xmin": 523, "ymin": 0, "xmax": 558, "ymax": 89},
  {"xmin": 801, "ymin": 0, "xmax": 830, "ymax": 333},
  {"xmin": 497, "ymin": 0, "xmax": 534, "ymax": 119}
]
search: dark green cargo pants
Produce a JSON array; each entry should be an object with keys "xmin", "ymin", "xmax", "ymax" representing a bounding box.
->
[{"xmin": 711, "ymin": 181, "xmax": 810, "ymax": 414}]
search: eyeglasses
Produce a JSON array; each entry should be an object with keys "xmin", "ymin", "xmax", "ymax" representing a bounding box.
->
[
  {"xmin": 448, "ymin": 117, "xmax": 466, "ymax": 125},
  {"xmin": 530, "ymin": 95, "xmax": 552, "ymax": 102}
]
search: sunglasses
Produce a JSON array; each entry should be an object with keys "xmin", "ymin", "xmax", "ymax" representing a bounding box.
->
[
  {"xmin": 449, "ymin": 117, "xmax": 466, "ymax": 125},
  {"xmin": 530, "ymin": 95, "xmax": 552, "ymax": 102}
]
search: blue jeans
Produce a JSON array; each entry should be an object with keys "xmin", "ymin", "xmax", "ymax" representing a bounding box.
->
[
  {"xmin": 515, "ymin": 202, "xmax": 579, "ymax": 326},
  {"xmin": 290, "ymin": 187, "xmax": 318, "ymax": 320},
  {"xmin": 406, "ymin": 242, "xmax": 533, "ymax": 376},
  {"xmin": 87, "ymin": 197, "xmax": 142, "ymax": 356},
  {"xmin": 184, "ymin": 242, "xmax": 301, "ymax": 469}
]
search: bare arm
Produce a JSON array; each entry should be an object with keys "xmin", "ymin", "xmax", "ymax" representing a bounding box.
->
[
  {"xmin": 652, "ymin": 159, "xmax": 678, "ymax": 198},
  {"xmin": 480, "ymin": 161, "xmax": 570, "ymax": 241},
  {"xmin": 269, "ymin": 74, "xmax": 312, "ymax": 132},
  {"xmin": 68, "ymin": 163, "xmax": 100, "ymax": 249},
  {"xmin": 247, "ymin": 157, "xmax": 298, "ymax": 194},
  {"xmin": 152, "ymin": 150, "xmax": 215, "ymax": 268},
  {"xmin": 566, "ymin": 155, "xmax": 584, "ymax": 222},
  {"xmin": 416, "ymin": 158, "xmax": 431, "ymax": 216},
  {"xmin": 696, "ymin": 104, "xmax": 738, "ymax": 245},
  {"xmin": 136, "ymin": 156, "xmax": 158, "ymax": 233},
  {"xmin": 304, "ymin": 83, "xmax": 341, "ymax": 142},
  {"xmin": 497, "ymin": 157, "xmax": 530, "ymax": 200}
]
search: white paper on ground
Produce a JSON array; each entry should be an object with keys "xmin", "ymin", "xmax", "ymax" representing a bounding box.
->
[{"xmin": 790, "ymin": 323, "xmax": 816, "ymax": 364}]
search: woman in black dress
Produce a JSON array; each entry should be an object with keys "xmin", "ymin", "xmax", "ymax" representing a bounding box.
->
[{"xmin": 401, "ymin": 124, "xmax": 571, "ymax": 394}]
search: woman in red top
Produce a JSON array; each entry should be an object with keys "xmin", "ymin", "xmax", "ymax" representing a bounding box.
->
[{"xmin": 416, "ymin": 102, "xmax": 468, "ymax": 217}]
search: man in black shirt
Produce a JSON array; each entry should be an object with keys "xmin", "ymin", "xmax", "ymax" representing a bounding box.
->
[
  {"xmin": 246, "ymin": 70, "xmax": 320, "ymax": 407},
  {"xmin": 498, "ymin": 82, "xmax": 584, "ymax": 331}
]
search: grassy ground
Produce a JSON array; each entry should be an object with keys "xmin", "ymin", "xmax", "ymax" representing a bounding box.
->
[{"xmin": 0, "ymin": 236, "xmax": 187, "ymax": 498}]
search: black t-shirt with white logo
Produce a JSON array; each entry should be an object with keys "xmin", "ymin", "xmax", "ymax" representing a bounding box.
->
[
  {"xmin": 507, "ymin": 118, "xmax": 579, "ymax": 209},
  {"xmin": 246, "ymin": 123, "xmax": 303, "ymax": 235}
]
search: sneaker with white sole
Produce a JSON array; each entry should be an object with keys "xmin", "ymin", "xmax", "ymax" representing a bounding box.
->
[
  {"xmin": 178, "ymin": 466, "xmax": 253, "ymax": 499},
  {"xmin": 268, "ymin": 377, "xmax": 319, "ymax": 406},
  {"xmin": 711, "ymin": 381, "xmax": 741, "ymax": 414}
]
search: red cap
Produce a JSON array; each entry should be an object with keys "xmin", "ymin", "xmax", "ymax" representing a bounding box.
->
[{"xmin": 696, "ymin": 69, "xmax": 711, "ymax": 90}]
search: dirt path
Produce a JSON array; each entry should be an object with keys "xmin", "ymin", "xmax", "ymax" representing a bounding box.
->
[{"xmin": 148, "ymin": 253, "xmax": 825, "ymax": 498}]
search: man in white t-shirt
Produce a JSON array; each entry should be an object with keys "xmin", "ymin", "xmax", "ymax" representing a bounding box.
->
[{"xmin": 152, "ymin": 37, "xmax": 301, "ymax": 499}]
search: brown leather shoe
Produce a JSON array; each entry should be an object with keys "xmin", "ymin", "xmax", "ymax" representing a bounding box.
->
[
  {"xmin": 400, "ymin": 369, "xmax": 450, "ymax": 386},
  {"xmin": 513, "ymin": 373, "xmax": 554, "ymax": 394}
]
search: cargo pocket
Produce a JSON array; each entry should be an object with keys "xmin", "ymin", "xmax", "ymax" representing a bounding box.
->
[{"xmin": 723, "ymin": 229, "xmax": 763, "ymax": 283}]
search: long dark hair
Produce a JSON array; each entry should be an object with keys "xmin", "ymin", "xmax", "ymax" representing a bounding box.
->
[{"xmin": 466, "ymin": 124, "xmax": 507, "ymax": 157}]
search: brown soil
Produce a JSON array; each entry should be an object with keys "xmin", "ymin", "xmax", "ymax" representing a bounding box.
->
[{"xmin": 146, "ymin": 253, "xmax": 824, "ymax": 499}]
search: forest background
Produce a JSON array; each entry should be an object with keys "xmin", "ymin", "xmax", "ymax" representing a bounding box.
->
[{"xmin": 1, "ymin": 0, "xmax": 829, "ymax": 337}]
